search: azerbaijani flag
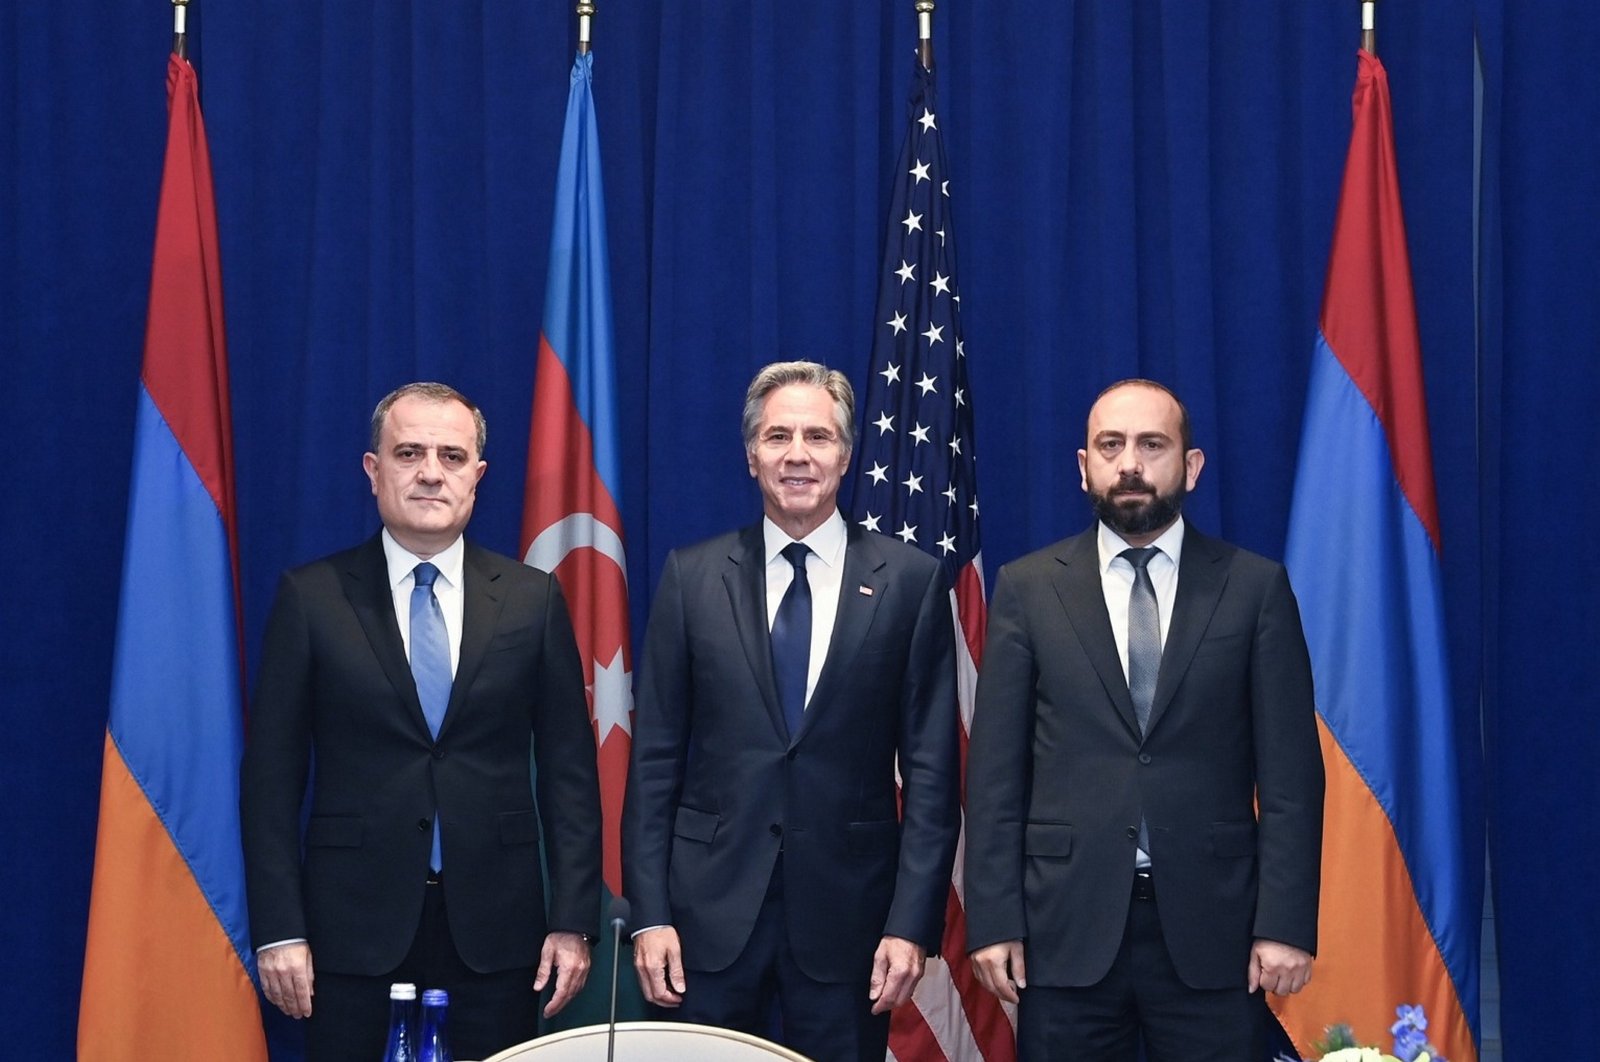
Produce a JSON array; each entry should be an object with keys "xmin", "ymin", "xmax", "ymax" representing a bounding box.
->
[
  {"xmin": 520, "ymin": 50, "xmax": 632, "ymax": 903},
  {"xmin": 1273, "ymin": 50, "xmax": 1479, "ymax": 1062},
  {"xmin": 78, "ymin": 54, "xmax": 267, "ymax": 1060}
]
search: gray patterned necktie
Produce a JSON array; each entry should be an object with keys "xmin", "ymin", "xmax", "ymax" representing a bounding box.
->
[{"xmin": 1121, "ymin": 546, "xmax": 1160, "ymax": 861}]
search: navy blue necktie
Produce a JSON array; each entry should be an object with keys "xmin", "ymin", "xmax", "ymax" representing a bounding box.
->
[
  {"xmin": 410, "ymin": 562, "xmax": 451, "ymax": 870},
  {"xmin": 1121, "ymin": 546, "xmax": 1160, "ymax": 860},
  {"xmin": 770, "ymin": 543, "xmax": 813, "ymax": 739}
]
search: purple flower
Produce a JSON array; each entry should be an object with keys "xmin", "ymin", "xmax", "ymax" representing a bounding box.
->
[{"xmin": 1390, "ymin": 1004, "xmax": 1431, "ymax": 1062}]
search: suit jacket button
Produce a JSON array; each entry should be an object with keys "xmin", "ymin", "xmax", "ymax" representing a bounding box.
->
[
  {"xmin": 432, "ymin": 747, "xmax": 446, "ymax": 760},
  {"xmin": 1125, "ymin": 826, "xmax": 1138, "ymax": 840},
  {"xmin": 1138, "ymin": 753, "xmax": 1152, "ymax": 765},
  {"xmin": 417, "ymin": 819, "xmax": 431, "ymax": 832},
  {"xmin": 786, "ymin": 748, "xmax": 797, "ymax": 761},
  {"xmin": 770, "ymin": 824, "xmax": 783, "ymax": 837}
]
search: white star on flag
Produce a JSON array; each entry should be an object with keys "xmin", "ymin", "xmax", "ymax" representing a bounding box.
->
[{"xmin": 588, "ymin": 647, "xmax": 633, "ymax": 741}]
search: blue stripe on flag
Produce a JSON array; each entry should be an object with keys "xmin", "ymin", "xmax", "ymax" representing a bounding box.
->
[
  {"xmin": 541, "ymin": 51, "xmax": 621, "ymax": 502},
  {"xmin": 108, "ymin": 383, "xmax": 253, "ymax": 970},
  {"xmin": 1285, "ymin": 333, "xmax": 1475, "ymax": 998}
]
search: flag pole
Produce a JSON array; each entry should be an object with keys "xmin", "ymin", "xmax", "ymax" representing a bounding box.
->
[
  {"xmin": 577, "ymin": 0, "xmax": 595, "ymax": 55},
  {"xmin": 915, "ymin": 0, "xmax": 935, "ymax": 70},
  {"xmin": 172, "ymin": 0, "xmax": 189, "ymax": 59},
  {"xmin": 1361, "ymin": 0, "xmax": 1376, "ymax": 56}
]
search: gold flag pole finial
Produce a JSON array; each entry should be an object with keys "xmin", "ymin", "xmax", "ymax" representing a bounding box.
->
[
  {"xmin": 577, "ymin": 1, "xmax": 596, "ymax": 55},
  {"xmin": 172, "ymin": 0, "xmax": 190, "ymax": 59},
  {"xmin": 1361, "ymin": 0, "xmax": 1377, "ymax": 56},
  {"xmin": 915, "ymin": 1, "xmax": 935, "ymax": 71}
]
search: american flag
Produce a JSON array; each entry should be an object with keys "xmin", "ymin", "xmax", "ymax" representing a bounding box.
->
[{"xmin": 850, "ymin": 60, "xmax": 1016, "ymax": 1062}]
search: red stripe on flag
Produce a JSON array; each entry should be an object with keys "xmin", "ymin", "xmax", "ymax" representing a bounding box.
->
[
  {"xmin": 523, "ymin": 336, "xmax": 631, "ymax": 897},
  {"xmin": 1318, "ymin": 51, "xmax": 1440, "ymax": 546}
]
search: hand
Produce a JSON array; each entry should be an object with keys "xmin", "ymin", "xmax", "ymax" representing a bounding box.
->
[
  {"xmin": 869, "ymin": 936, "xmax": 927, "ymax": 1014},
  {"xmin": 1249, "ymin": 939, "xmax": 1313, "ymax": 996},
  {"xmin": 970, "ymin": 940, "xmax": 1026, "ymax": 1004},
  {"xmin": 632, "ymin": 926, "xmax": 687, "ymax": 1007},
  {"xmin": 258, "ymin": 941, "xmax": 315, "ymax": 1019},
  {"xmin": 534, "ymin": 931, "xmax": 592, "ymax": 1017}
]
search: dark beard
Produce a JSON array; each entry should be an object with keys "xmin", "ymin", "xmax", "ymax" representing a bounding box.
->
[{"xmin": 1089, "ymin": 476, "xmax": 1185, "ymax": 538}]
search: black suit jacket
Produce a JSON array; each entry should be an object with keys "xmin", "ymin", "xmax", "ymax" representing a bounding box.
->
[
  {"xmin": 240, "ymin": 534, "xmax": 601, "ymax": 975},
  {"xmin": 622, "ymin": 522, "xmax": 960, "ymax": 983},
  {"xmin": 965, "ymin": 525, "xmax": 1323, "ymax": 989}
]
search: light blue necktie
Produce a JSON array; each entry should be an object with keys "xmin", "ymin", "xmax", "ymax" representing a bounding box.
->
[
  {"xmin": 1122, "ymin": 546, "xmax": 1160, "ymax": 860},
  {"xmin": 410, "ymin": 562, "xmax": 451, "ymax": 871}
]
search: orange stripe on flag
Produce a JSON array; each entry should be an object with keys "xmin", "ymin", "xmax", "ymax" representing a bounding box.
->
[
  {"xmin": 1271, "ymin": 720, "xmax": 1474, "ymax": 1062},
  {"xmin": 79, "ymin": 734, "xmax": 266, "ymax": 1061}
]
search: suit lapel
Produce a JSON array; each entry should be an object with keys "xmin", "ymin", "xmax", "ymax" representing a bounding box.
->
[
  {"xmin": 343, "ymin": 534, "xmax": 432, "ymax": 737},
  {"xmin": 1146, "ymin": 526, "xmax": 1230, "ymax": 735},
  {"xmin": 442, "ymin": 544, "xmax": 507, "ymax": 740},
  {"xmin": 1050, "ymin": 530, "xmax": 1143, "ymax": 740},
  {"xmin": 723, "ymin": 524, "xmax": 790, "ymax": 742},
  {"xmin": 799, "ymin": 524, "xmax": 885, "ymax": 742}
]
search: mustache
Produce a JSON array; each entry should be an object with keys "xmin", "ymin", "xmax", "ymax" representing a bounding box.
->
[{"xmin": 1111, "ymin": 475, "xmax": 1155, "ymax": 494}]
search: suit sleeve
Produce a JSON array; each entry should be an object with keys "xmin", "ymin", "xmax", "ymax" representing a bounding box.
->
[
  {"xmin": 963, "ymin": 564, "xmax": 1037, "ymax": 952},
  {"xmin": 882, "ymin": 558, "xmax": 961, "ymax": 952},
  {"xmin": 239, "ymin": 572, "xmax": 315, "ymax": 949},
  {"xmin": 532, "ymin": 579, "xmax": 604, "ymax": 936},
  {"xmin": 1249, "ymin": 564, "xmax": 1324, "ymax": 954},
  {"xmin": 621, "ymin": 549, "xmax": 692, "ymax": 931}
]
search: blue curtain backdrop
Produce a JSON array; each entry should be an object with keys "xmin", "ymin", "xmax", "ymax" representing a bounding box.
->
[{"xmin": 4, "ymin": 1, "xmax": 1592, "ymax": 1056}]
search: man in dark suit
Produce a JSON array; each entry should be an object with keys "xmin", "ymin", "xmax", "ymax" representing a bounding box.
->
[
  {"xmin": 622, "ymin": 361, "xmax": 960, "ymax": 1061},
  {"xmin": 965, "ymin": 379, "xmax": 1324, "ymax": 1061},
  {"xmin": 241, "ymin": 382, "xmax": 601, "ymax": 1061}
]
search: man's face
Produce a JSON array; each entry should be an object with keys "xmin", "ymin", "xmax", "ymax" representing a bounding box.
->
[
  {"xmin": 747, "ymin": 383, "xmax": 850, "ymax": 539},
  {"xmin": 363, "ymin": 394, "xmax": 487, "ymax": 558},
  {"xmin": 1077, "ymin": 383, "xmax": 1204, "ymax": 545}
]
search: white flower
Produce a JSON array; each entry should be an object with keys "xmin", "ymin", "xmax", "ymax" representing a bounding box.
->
[{"xmin": 1320, "ymin": 1050, "xmax": 1402, "ymax": 1062}]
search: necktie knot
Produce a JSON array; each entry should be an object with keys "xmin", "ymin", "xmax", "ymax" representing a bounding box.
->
[
  {"xmin": 1120, "ymin": 546, "xmax": 1158, "ymax": 571},
  {"xmin": 414, "ymin": 562, "xmax": 440, "ymax": 589},
  {"xmin": 782, "ymin": 542, "xmax": 811, "ymax": 572}
]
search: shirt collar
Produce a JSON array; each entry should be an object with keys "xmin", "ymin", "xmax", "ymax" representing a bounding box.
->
[
  {"xmin": 381, "ymin": 528, "xmax": 467, "ymax": 589},
  {"xmin": 1096, "ymin": 515, "xmax": 1186, "ymax": 574},
  {"xmin": 762, "ymin": 510, "xmax": 847, "ymax": 569}
]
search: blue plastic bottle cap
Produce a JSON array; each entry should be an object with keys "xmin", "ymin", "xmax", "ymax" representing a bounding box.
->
[{"xmin": 421, "ymin": 989, "xmax": 448, "ymax": 1006}]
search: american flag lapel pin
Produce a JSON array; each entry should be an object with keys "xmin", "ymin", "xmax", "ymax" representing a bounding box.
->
[{"xmin": 859, "ymin": 585, "xmax": 874, "ymax": 596}]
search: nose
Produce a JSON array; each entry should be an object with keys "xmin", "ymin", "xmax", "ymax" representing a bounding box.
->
[
  {"xmin": 782, "ymin": 436, "xmax": 810, "ymax": 464},
  {"xmin": 416, "ymin": 450, "xmax": 445, "ymax": 481}
]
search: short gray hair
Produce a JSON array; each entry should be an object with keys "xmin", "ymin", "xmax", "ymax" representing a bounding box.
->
[
  {"xmin": 740, "ymin": 361, "xmax": 855, "ymax": 456},
  {"xmin": 370, "ymin": 381, "xmax": 488, "ymax": 457}
]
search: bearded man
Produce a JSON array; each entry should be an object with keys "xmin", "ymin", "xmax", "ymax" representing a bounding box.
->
[{"xmin": 964, "ymin": 379, "xmax": 1324, "ymax": 1062}]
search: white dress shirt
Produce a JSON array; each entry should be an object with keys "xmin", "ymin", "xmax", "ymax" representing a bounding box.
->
[
  {"xmin": 762, "ymin": 511, "xmax": 847, "ymax": 711},
  {"xmin": 381, "ymin": 528, "xmax": 466, "ymax": 678}
]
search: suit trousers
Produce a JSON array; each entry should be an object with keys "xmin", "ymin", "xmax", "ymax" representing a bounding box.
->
[
  {"xmin": 306, "ymin": 878, "xmax": 540, "ymax": 1062},
  {"xmin": 662, "ymin": 856, "xmax": 891, "ymax": 1062},
  {"xmin": 1016, "ymin": 875, "xmax": 1265, "ymax": 1062}
]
